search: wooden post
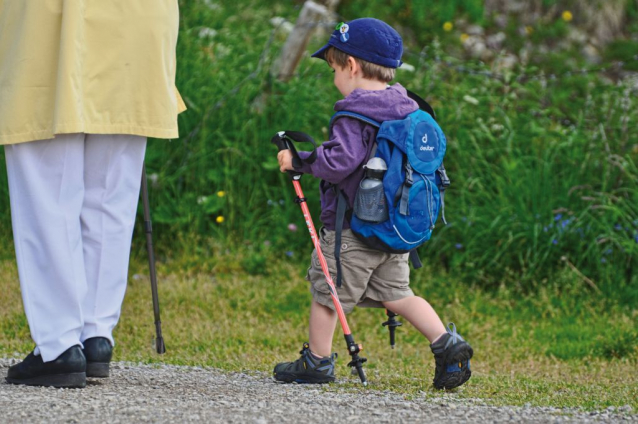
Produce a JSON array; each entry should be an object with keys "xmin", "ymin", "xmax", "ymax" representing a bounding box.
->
[
  {"xmin": 314, "ymin": 0, "xmax": 341, "ymax": 38},
  {"xmin": 271, "ymin": 1, "xmax": 330, "ymax": 82},
  {"xmin": 315, "ymin": 0, "xmax": 340, "ymax": 12}
]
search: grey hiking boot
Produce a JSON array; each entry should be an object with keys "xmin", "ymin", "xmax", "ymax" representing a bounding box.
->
[
  {"xmin": 430, "ymin": 323, "xmax": 473, "ymax": 390},
  {"xmin": 273, "ymin": 342, "xmax": 337, "ymax": 384}
]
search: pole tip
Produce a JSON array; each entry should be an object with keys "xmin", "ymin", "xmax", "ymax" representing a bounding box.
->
[{"xmin": 155, "ymin": 337, "xmax": 166, "ymax": 354}]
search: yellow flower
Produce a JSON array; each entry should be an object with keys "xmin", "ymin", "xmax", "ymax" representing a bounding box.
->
[
  {"xmin": 216, "ymin": 216, "xmax": 224, "ymax": 224},
  {"xmin": 443, "ymin": 22, "xmax": 453, "ymax": 32},
  {"xmin": 217, "ymin": 190, "xmax": 226, "ymax": 197},
  {"xmin": 562, "ymin": 10, "xmax": 573, "ymax": 22},
  {"xmin": 460, "ymin": 33, "xmax": 469, "ymax": 43},
  {"xmin": 525, "ymin": 26, "xmax": 534, "ymax": 35}
]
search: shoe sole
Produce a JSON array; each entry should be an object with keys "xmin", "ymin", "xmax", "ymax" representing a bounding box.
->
[
  {"xmin": 434, "ymin": 342, "xmax": 473, "ymax": 390},
  {"xmin": 273, "ymin": 373, "xmax": 335, "ymax": 384},
  {"xmin": 86, "ymin": 362, "xmax": 110, "ymax": 378},
  {"xmin": 5, "ymin": 372, "xmax": 86, "ymax": 388}
]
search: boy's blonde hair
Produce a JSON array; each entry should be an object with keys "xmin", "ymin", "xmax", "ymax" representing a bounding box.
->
[{"xmin": 325, "ymin": 46, "xmax": 395, "ymax": 83}]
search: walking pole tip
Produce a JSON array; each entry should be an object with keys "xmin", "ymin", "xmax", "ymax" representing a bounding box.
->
[{"xmin": 155, "ymin": 336, "xmax": 166, "ymax": 354}]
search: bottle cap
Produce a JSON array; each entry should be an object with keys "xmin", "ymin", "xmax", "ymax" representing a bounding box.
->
[{"xmin": 363, "ymin": 157, "xmax": 387, "ymax": 172}]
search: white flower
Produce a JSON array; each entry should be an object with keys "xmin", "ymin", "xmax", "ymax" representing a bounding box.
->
[
  {"xmin": 463, "ymin": 95, "xmax": 479, "ymax": 105},
  {"xmin": 199, "ymin": 27, "xmax": 218, "ymax": 39},
  {"xmin": 215, "ymin": 44, "xmax": 231, "ymax": 58},
  {"xmin": 398, "ymin": 63, "xmax": 415, "ymax": 72},
  {"xmin": 148, "ymin": 173, "xmax": 159, "ymax": 187},
  {"xmin": 491, "ymin": 123, "xmax": 505, "ymax": 132},
  {"xmin": 197, "ymin": 196, "xmax": 208, "ymax": 205},
  {"xmin": 203, "ymin": 0, "xmax": 221, "ymax": 10}
]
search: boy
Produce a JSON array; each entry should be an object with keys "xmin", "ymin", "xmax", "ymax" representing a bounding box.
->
[{"xmin": 274, "ymin": 18, "xmax": 473, "ymax": 390}]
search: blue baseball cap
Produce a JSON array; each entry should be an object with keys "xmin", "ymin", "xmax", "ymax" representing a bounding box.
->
[{"xmin": 311, "ymin": 18, "xmax": 403, "ymax": 69}]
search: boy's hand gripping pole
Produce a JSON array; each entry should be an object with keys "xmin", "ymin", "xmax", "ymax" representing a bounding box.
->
[
  {"xmin": 271, "ymin": 131, "xmax": 368, "ymax": 386},
  {"xmin": 141, "ymin": 164, "xmax": 166, "ymax": 354}
]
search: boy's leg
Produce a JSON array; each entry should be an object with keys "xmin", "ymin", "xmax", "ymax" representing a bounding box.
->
[
  {"xmin": 383, "ymin": 296, "xmax": 472, "ymax": 390},
  {"xmin": 308, "ymin": 300, "xmax": 338, "ymax": 357},
  {"xmin": 273, "ymin": 300, "xmax": 338, "ymax": 383},
  {"xmin": 382, "ymin": 296, "xmax": 446, "ymax": 342},
  {"xmin": 80, "ymin": 134, "xmax": 147, "ymax": 346},
  {"xmin": 273, "ymin": 229, "xmax": 365, "ymax": 384}
]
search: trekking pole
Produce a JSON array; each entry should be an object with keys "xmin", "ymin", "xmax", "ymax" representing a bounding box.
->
[
  {"xmin": 382, "ymin": 310, "xmax": 402, "ymax": 349},
  {"xmin": 141, "ymin": 164, "xmax": 166, "ymax": 354},
  {"xmin": 271, "ymin": 131, "xmax": 367, "ymax": 386}
]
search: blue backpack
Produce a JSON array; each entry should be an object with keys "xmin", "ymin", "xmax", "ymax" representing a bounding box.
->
[{"xmin": 332, "ymin": 91, "xmax": 450, "ymax": 286}]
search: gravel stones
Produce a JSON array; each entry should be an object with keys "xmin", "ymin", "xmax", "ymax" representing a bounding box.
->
[{"xmin": 0, "ymin": 359, "xmax": 635, "ymax": 423}]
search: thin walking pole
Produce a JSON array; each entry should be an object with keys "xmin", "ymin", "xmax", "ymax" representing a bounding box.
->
[
  {"xmin": 271, "ymin": 131, "xmax": 367, "ymax": 385},
  {"xmin": 382, "ymin": 309, "xmax": 402, "ymax": 349},
  {"xmin": 141, "ymin": 164, "xmax": 166, "ymax": 354}
]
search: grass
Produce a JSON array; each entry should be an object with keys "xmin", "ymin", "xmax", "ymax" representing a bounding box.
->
[{"xmin": 0, "ymin": 254, "xmax": 635, "ymax": 411}]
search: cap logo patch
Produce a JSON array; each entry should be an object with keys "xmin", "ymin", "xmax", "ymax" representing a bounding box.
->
[{"xmin": 340, "ymin": 32, "xmax": 350, "ymax": 42}]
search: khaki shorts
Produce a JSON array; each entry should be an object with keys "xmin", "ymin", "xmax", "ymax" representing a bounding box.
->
[{"xmin": 306, "ymin": 228, "xmax": 414, "ymax": 313}]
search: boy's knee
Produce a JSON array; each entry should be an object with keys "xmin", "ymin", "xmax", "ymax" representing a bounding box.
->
[{"xmin": 382, "ymin": 295, "xmax": 415, "ymax": 307}]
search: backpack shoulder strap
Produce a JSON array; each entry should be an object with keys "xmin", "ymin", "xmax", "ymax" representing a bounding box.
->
[
  {"xmin": 409, "ymin": 250, "xmax": 423, "ymax": 269},
  {"xmin": 330, "ymin": 111, "xmax": 381, "ymax": 129},
  {"xmin": 406, "ymin": 89, "xmax": 437, "ymax": 121},
  {"xmin": 334, "ymin": 189, "xmax": 349, "ymax": 287}
]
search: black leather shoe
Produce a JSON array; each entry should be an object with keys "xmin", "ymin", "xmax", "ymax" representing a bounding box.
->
[
  {"xmin": 6, "ymin": 345, "xmax": 86, "ymax": 388},
  {"xmin": 82, "ymin": 337, "xmax": 113, "ymax": 378}
]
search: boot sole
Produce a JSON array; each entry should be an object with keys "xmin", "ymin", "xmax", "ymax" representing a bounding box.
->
[
  {"xmin": 86, "ymin": 362, "xmax": 110, "ymax": 378},
  {"xmin": 6, "ymin": 372, "xmax": 86, "ymax": 388},
  {"xmin": 434, "ymin": 342, "xmax": 473, "ymax": 390},
  {"xmin": 274, "ymin": 373, "xmax": 335, "ymax": 384}
]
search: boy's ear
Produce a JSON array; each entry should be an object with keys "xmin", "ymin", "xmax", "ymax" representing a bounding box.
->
[{"xmin": 347, "ymin": 56, "xmax": 359, "ymax": 77}]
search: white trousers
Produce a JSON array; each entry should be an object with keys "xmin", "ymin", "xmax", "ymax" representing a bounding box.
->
[{"xmin": 5, "ymin": 133, "xmax": 147, "ymax": 362}]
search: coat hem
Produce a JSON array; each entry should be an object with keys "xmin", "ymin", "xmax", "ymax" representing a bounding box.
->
[{"xmin": 0, "ymin": 124, "xmax": 180, "ymax": 145}]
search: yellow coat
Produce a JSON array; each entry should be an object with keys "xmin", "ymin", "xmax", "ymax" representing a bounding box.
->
[{"xmin": 0, "ymin": 0, "xmax": 186, "ymax": 145}]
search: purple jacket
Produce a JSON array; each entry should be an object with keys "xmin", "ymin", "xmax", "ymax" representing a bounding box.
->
[{"xmin": 295, "ymin": 83, "xmax": 419, "ymax": 230}]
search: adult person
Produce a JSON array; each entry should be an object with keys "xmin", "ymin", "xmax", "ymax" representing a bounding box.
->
[{"xmin": 0, "ymin": 0, "xmax": 186, "ymax": 388}]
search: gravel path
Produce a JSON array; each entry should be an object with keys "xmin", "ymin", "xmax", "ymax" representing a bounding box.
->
[{"xmin": 0, "ymin": 359, "xmax": 635, "ymax": 423}]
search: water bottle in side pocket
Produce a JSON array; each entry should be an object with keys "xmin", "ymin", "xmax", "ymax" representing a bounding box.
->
[{"xmin": 354, "ymin": 157, "xmax": 388, "ymax": 223}]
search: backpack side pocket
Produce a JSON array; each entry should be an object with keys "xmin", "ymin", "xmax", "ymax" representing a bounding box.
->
[{"xmin": 354, "ymin": 182, "xmax": 389, "ymax": 223}]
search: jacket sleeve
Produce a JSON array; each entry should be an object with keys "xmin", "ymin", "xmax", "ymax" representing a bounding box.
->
[{"xmin": 294, "ymin": 118, "xmax": 368, "ymax": 185}]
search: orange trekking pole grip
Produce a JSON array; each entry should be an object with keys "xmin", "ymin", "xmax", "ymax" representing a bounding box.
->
[{"xmin": 271, "ymin": 131, "xmax": 367, "ymax": 385}]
